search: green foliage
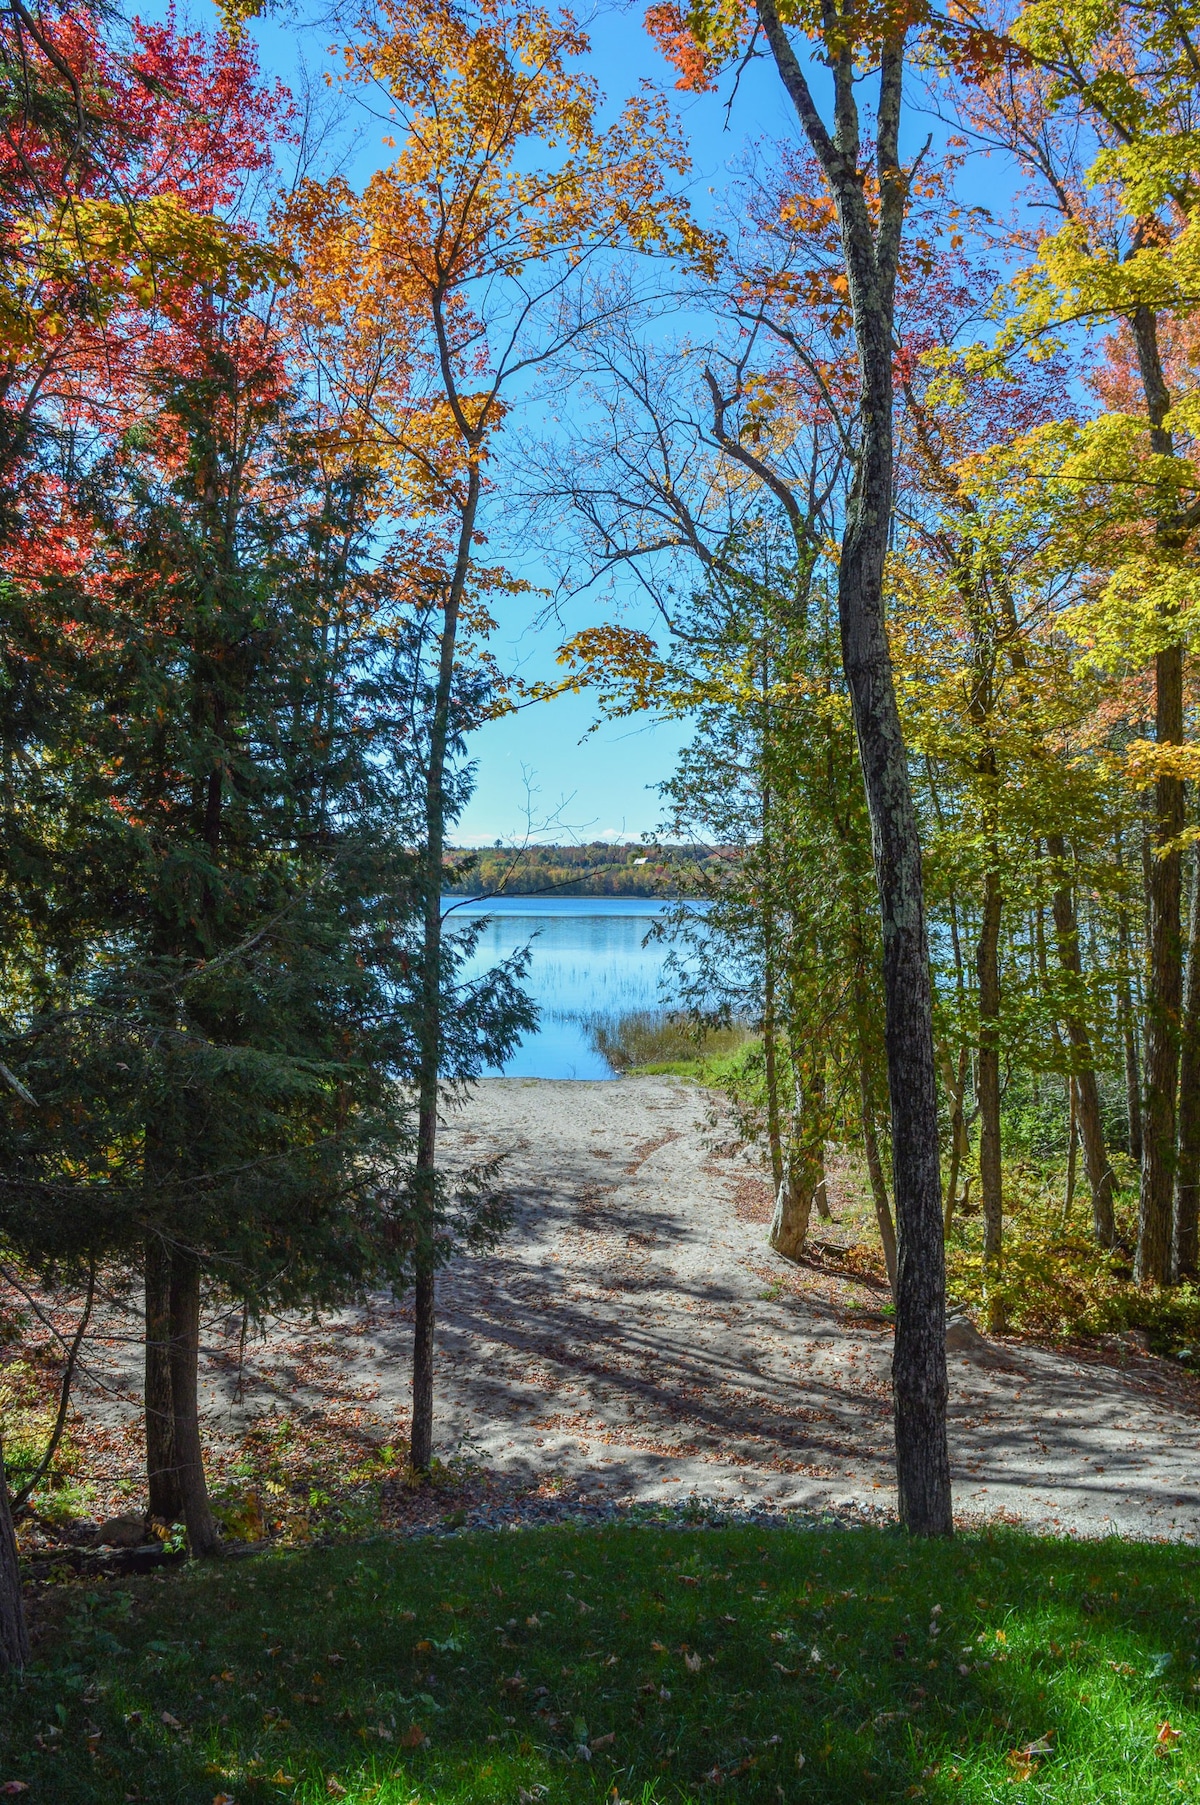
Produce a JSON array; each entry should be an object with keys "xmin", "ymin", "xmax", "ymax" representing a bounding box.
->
[{"xmin": 4, "ymin": 1525, "xmax": 1200, "ymax": 1801}]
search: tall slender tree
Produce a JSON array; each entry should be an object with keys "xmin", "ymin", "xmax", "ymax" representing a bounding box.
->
[{"xmin": 648, "ymin": 0, "xmax": 951, "ymax": 1530}]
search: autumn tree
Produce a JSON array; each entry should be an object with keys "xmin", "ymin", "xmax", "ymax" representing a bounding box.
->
[
  {"xmin": 645, "ymin": 0, "xmax": 952, "ymax": 1529},
  {"xmin": 291, "ymin": 0, "xmax": 705, "ymax": 1472},
  {"xmin": 946, "ymin": 0, "xmax": 1200, "ymax": 1284}
]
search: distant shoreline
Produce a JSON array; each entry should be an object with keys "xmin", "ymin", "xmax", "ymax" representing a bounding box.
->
[
  {"xmin": 443, "ymin": 840, "xmax": 731, "ymax": 900},
  {"xmin": 441, "ymin": 886, "xmax": 689, "ymax": 900}
]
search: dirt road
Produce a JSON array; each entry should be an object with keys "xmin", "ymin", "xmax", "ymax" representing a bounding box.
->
[{"xmin": 65, "ymin": 1075, "xmax": 1200, "ymax": 1539}]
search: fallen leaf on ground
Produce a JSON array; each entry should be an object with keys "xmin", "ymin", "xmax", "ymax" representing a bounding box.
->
[
  {"xmin": 685, "ymin": 1652, "xmax": 703, "ymax": 1672},
  {"xmin": 400, "ymin": 1725, "xmax": 427, "ymax": 1749},
  {"xmin": 326, "ymin": 1781, "xmax": 347, "ymax": 1798},
  {"xmin": 1, "ymin": 1788, "xmax": 29, "ymax": 1797},
  {"xmin": 160, "ymin": 1712, "xmax": 182, "ymax": 1730},
  {"xmin": 591, "ymin": 1732, "xmax": 616, "ymax": 1751},
  {"xmin": 1157, "ymin": 1722, "xmax": 1181, "ymax": 1752}
]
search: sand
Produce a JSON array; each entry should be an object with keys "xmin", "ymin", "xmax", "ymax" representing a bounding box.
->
[{"xmin": 59, "ymin": 1075, "xmax": 1200, "ymax": 1540}]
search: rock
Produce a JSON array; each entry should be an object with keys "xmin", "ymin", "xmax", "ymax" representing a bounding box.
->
[
  {"xmin": 94, "ymin": 1513, "xmax": 148, "ymax": 1549},
  {"xmin": 945, "ymin": 1314, "xmax": 986, "ymax": 1352}
]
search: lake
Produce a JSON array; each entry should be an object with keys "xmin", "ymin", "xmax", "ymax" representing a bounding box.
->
[{"xmin": 445, "ymin": 895, "xmax": 688, "ymax": 1079}]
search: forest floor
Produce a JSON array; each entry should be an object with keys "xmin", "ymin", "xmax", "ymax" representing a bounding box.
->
[{"xmin": 21, "ymin": 1075, "xmax": 1200, "ymax": 1543}]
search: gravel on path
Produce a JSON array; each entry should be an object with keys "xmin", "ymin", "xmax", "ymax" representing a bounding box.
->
[{"xmin": 49, "ymin": 1075, "xmax": 1200, "ymax": 1542}]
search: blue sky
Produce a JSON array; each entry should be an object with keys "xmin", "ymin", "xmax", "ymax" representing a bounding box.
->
[
  {"xmin": 163, "ymin": 0, "xmax": 1012, "ymax": 845},
  {"xmin": 157, "ymin": 0, "xmax": 806, "ymax": 844}
]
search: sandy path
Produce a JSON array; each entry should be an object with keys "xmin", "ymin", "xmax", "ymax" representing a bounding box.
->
[{"xmin": 61, "ymin": 1076, "xmax": 1200, "ymax": 1539}]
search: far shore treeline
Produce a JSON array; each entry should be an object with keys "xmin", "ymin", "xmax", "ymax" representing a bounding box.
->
[{"xmin": 444, "ymin": 842, "xmax": 730, "ymax": 897}]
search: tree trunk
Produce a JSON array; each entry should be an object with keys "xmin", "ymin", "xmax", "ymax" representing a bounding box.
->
[
  {"xmin": 1131, "ymin": 307, "xmax": 1185, "ymax": 1285},
  {"xmin": 976, "ymin": 867, "xmax": 1005, "ymax": 1332},
  {"xmin": 1061, "ymin": 1079, "xmax": 1079, "ymax": 1227},
  {"xmin": 762, "ymin": 945, "xmax": 784, "ymax": 1201},
  {"xmin": 861, "ymin": 1059, "xmax": 898, "ymax": 1292},
  {"xmin": 145, "ymin": 1236, "xmax": 183, "ymax": 1524},
  {"xmin": 769, "ymin": 1161, "xmax": 817, "ymax": 1263},
  {"xmin": 1117, "ymin": 896, "xmax": 1143, "ymax": 1163},
  {"xmin": 757, "ymin": 0, "xmax": 950, "ymax": 1534},
  {"xmin": 1174, "ymin": 843, "xmax": 1200, "ymax": 1280},
  {"xmin": 770, "ymin": 1072, "xmax": 822, "ymax": 1261},
  {"xmin": 761, "ymin": 762, "xmax": 785, "ymax": 1200},
  {"xmin": 410, "ymin": 1265, "xmax": 435, "ymax": 1471},
  {"xmin": 0, "ymin": 1442, "xmax": 28, "ymax": 1672},
  {"xmin": 1046, "ymin": 834, "xmax": 1116, "ymax": 1247},
  {"xmin": 941, "ymin": 1042, "xmax": 969, "ymax": 1238},
  {"xmin": 1137, "ymin": 642, "xmax": 1185, "ymax": 1283},
  {"xmin": 410, "ymin": 460, "xmax": 482, "ymax": 1473},
  {"xmin": 167, "ymin": 1249, "xmax": 219, "ymax": 1557},
  {"xmin": 813, "ymin": 1163, "xmax": 833, "ymax": 1221}
]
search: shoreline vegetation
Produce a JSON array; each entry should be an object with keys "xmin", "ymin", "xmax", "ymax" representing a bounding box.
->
[{"xmin": 444, "ymin": 841, "xmax": 730, "ymax": 898}]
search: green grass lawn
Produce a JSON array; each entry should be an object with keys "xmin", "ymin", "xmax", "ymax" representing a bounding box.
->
[{"xmin": 4, "ymin": 1522, "xmax": 1199, "ymax": 1804}]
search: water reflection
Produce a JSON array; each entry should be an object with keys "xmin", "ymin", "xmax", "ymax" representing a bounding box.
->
[{"xmin": 445, "ymin": 895, "xmax": 688, "ymax": 1079}]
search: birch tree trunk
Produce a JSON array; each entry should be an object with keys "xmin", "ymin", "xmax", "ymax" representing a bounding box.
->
[{"xmin": 756, "ymin": 0, "xmax": 950, "ymax": 1533}]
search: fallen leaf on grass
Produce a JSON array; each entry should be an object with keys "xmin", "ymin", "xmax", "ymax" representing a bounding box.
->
[
  {"xmin": 414, "ymin": 1639, "xmax": 433, "ymax": 1655},
  {"xmin": 160, "ymin": 1712, "xmax": 182, "ymax": 1730},
  {"xmin": 650, "ymin": 1641, "xmax": 667, "ymax": 1654},
  {"xmin": 685, "ymin": 1652, "xmax": 703, "ymax": 1673},
  {"xmin": 400, "ymin": 1724, "xmax": 427, "ymax": 1749},
  {"xmin": 591, "ymin": 1732, "xmax": 616, "ymax": 1751},
  {"xmin": 677, "ymin": 1575, "xmax": 699, "ymax": 1587},
  {"xmin": 326, "ymin": 1781, "xmax": 347, "ymax": 1798},
  {"xmin": 212, "ymin": 1795, "xmax": 237, "ymax": 1805},
  {"xmin": 1004, "ymin": 1739, "xmax": 1052, "ymax": 1786},
  {"xmin": 1156, "ymin": 1722, "xmax": 1181, "ymax": 1753},
  {"xmin": 0, "ymin": 1787, "xmax": 29, "ymax": 1797}
]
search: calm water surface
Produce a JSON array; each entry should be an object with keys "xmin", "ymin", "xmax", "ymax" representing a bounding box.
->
[{"xmin": 445, "ymin": 895, "xmax": 690, "ymax": 1079}]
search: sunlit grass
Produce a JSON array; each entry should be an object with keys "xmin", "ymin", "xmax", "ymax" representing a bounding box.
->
[{"xmin": 4, "ymin": 1523, "xmax": 1199, "ymax": 1803}]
